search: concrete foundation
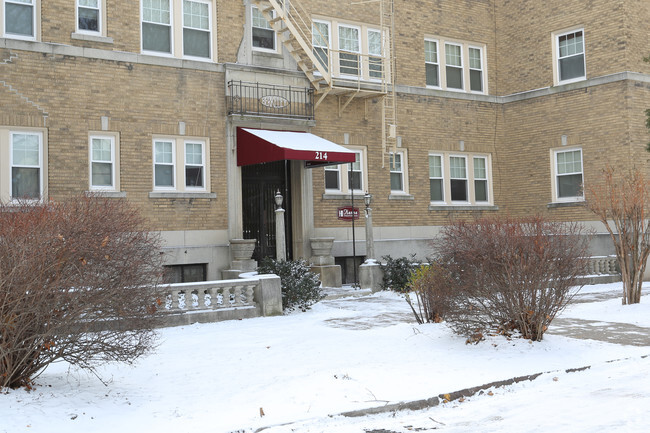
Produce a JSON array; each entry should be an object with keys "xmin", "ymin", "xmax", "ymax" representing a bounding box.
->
[{"xmin": 359, "ymin": 261, "xmax": 383, "ymax": 292}]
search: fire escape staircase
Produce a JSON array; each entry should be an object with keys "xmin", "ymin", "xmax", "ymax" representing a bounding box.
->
[{"xmin": 251, "ymin": 0, "xmax": 398, "ymax": 161}]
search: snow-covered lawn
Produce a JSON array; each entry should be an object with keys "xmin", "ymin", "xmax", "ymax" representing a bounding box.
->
[{"xmin": 2, "ymin": 283, "xmax": 649, "ymax": 433}]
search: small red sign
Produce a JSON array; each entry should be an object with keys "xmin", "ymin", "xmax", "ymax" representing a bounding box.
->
[{"xmin": 337, "ymin": 206, "xmax": 360, "ymax": 220}]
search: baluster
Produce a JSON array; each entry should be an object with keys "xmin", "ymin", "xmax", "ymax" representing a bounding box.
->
[
  {"xmin": 233, "ymin": 285, "xmax": 242, "ymax": 306},
  {"xmin": 245, "ymin": 284, "xmax": 255, "ymax": 306},
  {"xmin": 197, "ymin": 288, "xmax": 206, "ymax": 309},
  {"xmin": 171, "ymin": 289, "xmax": 180, "ymax": 310},
  {"xmin": 222, "ymin": 287, "xmax": 230, "ymax": 308},
  {"xmin": 207, "ymin": 287, "xmax": 216, "ymax": 309}
]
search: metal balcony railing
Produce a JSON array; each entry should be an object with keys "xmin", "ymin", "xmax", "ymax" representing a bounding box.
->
[{"xmin": 227, "ymin": 80, "xmax": 314, "ymax": 120}]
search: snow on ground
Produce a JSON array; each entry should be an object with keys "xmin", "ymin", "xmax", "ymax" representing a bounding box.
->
[{"xmin": 1, "ymin": 283, "xmax": 650, "ymax": 433}]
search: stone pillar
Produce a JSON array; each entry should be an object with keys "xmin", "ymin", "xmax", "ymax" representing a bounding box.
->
[
  {"xmin": 275, "ymin": 190, "xmax": 286, "ymax": 261},
  {"xmin": 309, "ymin": 237, "xmax": 342, "ymax": 288},
  {"xmin": 359, "ymin": 193, "xmax": 382, "ymax": 291}
]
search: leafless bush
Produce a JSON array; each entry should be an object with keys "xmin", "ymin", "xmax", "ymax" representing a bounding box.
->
[
  {"xmin": 436, "ymin": 216, "xmax": 589, "ymax": 342},
  {"xmin": 586, "ymin": 166, "xmax": 650, "ymax": 304},
  {"xmin": 406, "ymin": 263, "xmax": 454, "ymax": 324},
  {"xmin": 0, "ymin": 195, "xmax": 164, "ymax": 389}
]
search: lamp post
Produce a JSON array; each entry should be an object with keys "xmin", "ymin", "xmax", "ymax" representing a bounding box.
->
[
  {"xmin": 364, "ymin": 191, "xmax": 375, "ymax": 262},
  {"xmin": 274, "ymin": 190, "xmax": 286, "ymax": 261}
]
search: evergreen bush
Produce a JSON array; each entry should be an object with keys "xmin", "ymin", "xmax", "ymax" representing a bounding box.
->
[{"xmin": 258, "ymin": 258, "xmax": 323, "ymax": 312}]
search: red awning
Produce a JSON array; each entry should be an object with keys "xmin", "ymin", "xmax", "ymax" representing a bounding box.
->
[{"xmin": 237, "ymin": 128, "xmax": 356, "ymax": 168}]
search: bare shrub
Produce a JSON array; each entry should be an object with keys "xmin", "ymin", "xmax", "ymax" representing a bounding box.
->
[
  {"xmin": 586, "ymin": 167, "xmax": 650, "ymax": 304},
  {"xmin": 0, "ymin": 196, "xmax": 164, "ymax": 389},
  {"xmin": 436, "ymin": 216, "xmax": 589, "ymax": 342},
  {"xmin": 406, "ymin": 262, "xmax": 454, "ymax": 324}
]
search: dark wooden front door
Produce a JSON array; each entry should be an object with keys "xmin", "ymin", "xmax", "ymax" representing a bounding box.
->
[{"xmin": 241, "ymin": 160, "xmax": 292, "ymax": 262}]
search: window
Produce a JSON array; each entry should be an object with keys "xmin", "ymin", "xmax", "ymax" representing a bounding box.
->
[
  {"xmin": 445, "ymin": 43, "xmax": 463, "ymax": 90},
  {"xmin": 252, "ymin": 6, "xmax": 275, "ymax": 51},
  {"xmin": 429, "ymin": 154, "xmax": 444, "ymax": 202},
  {"xmin": 349, "ymin": 151, "xmax": 363, "ymax": 191},
  {"xmin": 4, "ymin": 0, "xmax": 36, "ymax": 39},
  {"xmin": 424, "ymin": 36, "xmax": 487, "ymax": 93},
  {"xmin": 425, "ymin": 39, "xmax": 439, "ymax": 87},
  {"xmin": 142, "ymin": 0, "xmax": 172, "ymax": 54},
  {"xmin": 389, "ymin": 152, "xmax": 404, "ymax": 192},
  {"xmin": 312, "ymin": 20, "xmax": 330, "ymax": 72},
  {"xmin": 553, "ymin": 148, "xmax": 583, "ymax": 201},
  {"xmin": 429, "ymin": 152, "xmax": 492, "ymax": 206},
  {"xmin": 164, "ymin": 263, "xmax": 206, "ymax": 283},
  {"xmin": 77, "ymin": 0, "xmax": 100, "ymax": 33},
  {"xmin": 322, "ymin": 148, "xmax": 366, "ymax": 196},
  {"xmin": 324, "ymin": 164, "xmax": 340, "ymax": 191},
  {"xmin": 183, "ymin": 0, "xmax": 211, "ymax": 59},
  {"xmin": 339, "ymin": 24, "xmax": 360, "ymax": 76},
  {"xmin": 469, "ymin": 47, "xmax": 483, "ymax": 92},
  {"xmin": 184, "ymin": 140, "xmax": 204, "ymax": 188},
  {"xmin": 141, "ymin": 0, "xmax": 213, "ymax": 60},
  {"xmin": 367, "ymin": 29, "xmax": 382, "ymax": 79},
  {"xmin": 449, "ymin": 155, "xmax": 467, "ymax": 201},
  {"xmin": 473, "ymin": 156, "xmax": 488, "ymax": 202},
  {"xmin": 10, "ymin": 131, "xmax": 42, "ymax": 199},
  {"xmin": 556, "ymin": 29, "xmax": 585, "ymax": 84},
  {"xmin": 152, "ymin": 136, "xmax": 210, "ymax": 192},
  {"xmin": 89, "ymin": 135, "xmax": 117, "ymax": 191}
]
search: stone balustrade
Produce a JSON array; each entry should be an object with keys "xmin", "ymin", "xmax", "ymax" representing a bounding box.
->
[
  {"xmin": 586, "ymin": 256, "xmax": 620, "ymax": 275},
  {"xmin": 157, "ymin": 274, "xmax": 283, "ymax": 327}
]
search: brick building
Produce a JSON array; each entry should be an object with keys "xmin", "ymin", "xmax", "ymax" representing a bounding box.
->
[{"xmin": 1, "ymin": 0, "xmax": 649, "ymax": 283}]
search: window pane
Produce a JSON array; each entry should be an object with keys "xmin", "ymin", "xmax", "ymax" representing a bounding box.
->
[
  {"xmin": 450, "ymin": 179, "xmax": 467, "ymax": 201},
  {"xmin": 558, "ymin": 173, "xmax": 582, "ymax": 198},
  {"xmin": 340, "ymin": 52, "xmax": 360, "ymax": 75},
  {"xmin": 475, "ymin": 179, "xmax": 487, "ymax": 201},
  {"xmin": 5, "ymin": 3, "xmax": 33, "ymax": 37},
  {"xmin": 314, "ymin": 46, "xmax": 329, "ymax": 71},
  {"xmin": 184, "ymin": 28, "xmax": 210, "ymax": 57},
  {"xmin": 252, "ymin": 7, "xmax": 271, "ymax": 29},
  {"xmin": 426, "ymin": 63, "xmax": 439, "ymax": 86},
  {"xmin": 155, "ymin": 141, "xmax": 173, "ymax": 163},
  {"xmin": 445, "ymin": 43, "xmax": 461, "ymax": 66},
  {"xmin": 12, "ymin": 133, "xmax": 39, "ymax": 165},
  {"xmin": 12, "ymin": 167, "xmax": 39, "ymax": 198},
  {"xmin": 449, "ymin": 156, "xmax": 466, "ymax": 178},
  {"xmin": 473, "ymin": 157, "xmax": 486, "ymax": 179},
  {"xmin": 79, "ymin": 7, "xmax": 99, "ymax": 31},
  {"xmin": 470, "ymin": 69, "xmax": 482, "ymax": 91},
  {"xmin": 155, "ymin": 164, "xmax": 174, "ymax": 187},
  {"xmin": 559, "ymin": 54, "xmax": 585, "ymax": 81},
  {"xmin": 429, "ymin": 155, "xmax": 442, "ymax": 178},
  {"xmin": 425, "ymin": 40, "xmax": 437, "ymax": 63},
  {"xmin": 430, "ymin": 179, "xmax": 443, "ymax": 201},
  {"xmin": 252, "ymin": 27, "xmax": 275, "ymax": 49},
  {"xmin": 325, "ymin": 169, "xmax": 339, "ymax": 190},
  {"xmin": 349, "ymin": 171, "xmax": 362, "ymax": 190},
  {"xmin": 390, "ymin": 172, "xmax": 403, "ymax": 191},
  {"xmin": 186, "ymin": 166, "xmax": 203, "ymax": 187},
  {"xmin": 390, "ymin": 153, "xmax": 401, "ymax": 171},
  {"xmin": 447, "ymin": 66, "xmax": 463, "ymax": 89},
  {"xmin": 339, "ymin": 26, "xmax": 359, "ymax": 52},
  {"xmin": 185, "ymin": 142, "xmax": 202, "ymax": 164},
  {"xmin": 469, "ymin": 47, "xmax": 481, "ymax": 69},
  {"xmin": 143, "ymin": 22, "xmax": 171, "ymax": 53},
  {"xmin": 312, "ymin": 22, "xmax": 329, "ymax": 47},
  {"xmin": 79, "ymin": 0, "xmax": 98, "ymax": 7},
  {"xmin": 92, "ymin": 138, "xmax": 112, "ymax": 161},
  {"xmin": 143, "ymin": 0, "xmax": 170, "ymax": 24},
  {"xmin": 184, "ymin": 0, "xmax": 208, "ymax": 30},
  {"xmin": 557, "ymin": 150, "xmax": 582, "ymax": 174},
  {"xmin": 92, "ymin": 162, "xmax": 112, "ymax": 187}
]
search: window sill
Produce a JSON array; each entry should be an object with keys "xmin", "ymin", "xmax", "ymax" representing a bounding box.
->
[
  {"xmin": 429, "ymin": 204, "xmax": 499, "ymax": 211},
  {"xmin": 71, "ymin": 32, "xmax": 114, "ymax": 44},
  {"xmin": 547, "ymin": 200, "xmax": 585, "ymax": 209},
  {"xmin": 85, "ymin": 190, "xmax": 126, "ymax": 198},
  {"xmin": 149, "ymin": 192, "xmax": 216, "ymax": 199},
  {"xmin": 322, "ymin": 193, "xmax": 367, "ymax": 200},
  {"xmin": 388, "ymin": 193, "xmax": 414, "ymax": 200}
]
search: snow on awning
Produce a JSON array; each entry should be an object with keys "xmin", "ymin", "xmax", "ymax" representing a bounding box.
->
[{"xmin": 236, "ymin": 128, "xmax": 356, "ymax": 168}]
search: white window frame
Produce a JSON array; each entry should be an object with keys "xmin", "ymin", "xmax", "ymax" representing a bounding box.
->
[
  {"xmin": 312, "ymin": 19, "xmax": 331, "ymax": 73},
  {"xmin": 89, "ymin": 134, "xmax": 118, "ymax": 191},
  {"xmin": 76, "ymin": 0, "xmax": 101, "ymax": 35},
  {"xmin": 322, "ymin": 147, "xmax": 367, "ymax": 196},
  {"xmin": 424, "ymin": 38, "xmax": 440, "ymax": 88},
  {"xmin": 552, "ymin": 147, "xmax": 584, "ymax": 202},
  {"xmin": 429, "ymin": 152, "xmax": 493, "ymax": 207},
  {"xmin": 366, "ymin": 28, "xmax": 382, "ymax": 80},
  {"xmin": 153, "ymin": 139, "xmax": 176, "ymax": 190},
  {"xmin": 554, "ymin": 28, "xmax": 586, "ymax": 85},
  {"xmin": 428, "ymin": 153, "xmax": 445, "ymax": 203},
  {"xmin": 184, "ymin": 140, "xmax": 206, "ymax": 191},
  {"xmin": 425, "ymin": 36, "xmax": 487, "ymax": 94},
  {"xmin": 324, "ymin": 164, "xmax": 341, "ymax": 192},
  {"xmin": 472, "ymin": 155, "xmax": 488, "ymax": 203},
  {"xmin": 141, "ymin": 0, "xmax": 173, "ymax": 56},
  {"xmin": 251, "ymin": 5, "xmax": 277, "ymax": 52},
  {"xmin": 338, "ymin": 23, "xmax": 361, "ymax": 78},
  {"xmin": 468, "ymin": 45, "xmax": 484, "ymax": 93},
  {"xmin": 3, "ymin": 0, "xmax": 37, "ymax": 40},
  {"xmin": 389, "ymin": 151, "xmax": 407, "ymax": 194},
  {"xmin": 182, "ymin": 0, "xmax": 212, "ymax": 60},
  {"xmin": 9, "ymin": 130, "xmax": 43, "ymax": 200}
]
